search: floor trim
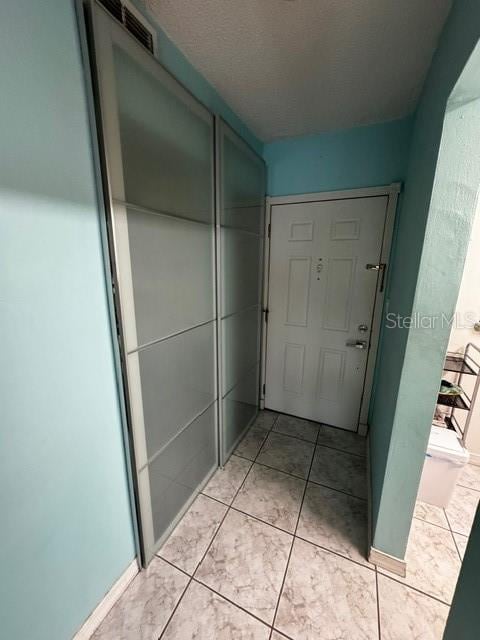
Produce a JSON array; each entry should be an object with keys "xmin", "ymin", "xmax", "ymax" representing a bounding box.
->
[
  {"xmin": 468, "ymin": 450, "xmax": 480, "ymax": 466},
  {"xmin": 72, "ymin": 559, "xmax": 139, "ymax": 640},
  {"xmin": 368, "ymin": 546, "xmax": 407, "ymax": 578}
]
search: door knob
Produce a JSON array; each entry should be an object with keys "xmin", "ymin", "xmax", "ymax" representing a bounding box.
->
[{"xmin": 346, "ymin": 339, "xmax": 368, "ymax": 350}]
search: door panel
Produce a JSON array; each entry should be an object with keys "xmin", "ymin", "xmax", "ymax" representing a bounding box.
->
[
  {"xmin": 285, "ymin": 257, "xmax": 311, "ymax": 326},
  {"xmin": 217, "ymin": 121, "xmax": 265, "ymax": 461},
  {"xmin": 112, "ymin": 45, "xmax": 213, "ymax": 222},
  {"xmin": 265, "ymin": 197, "xmax": 388, "ymax": 431},
  {"xmin": 127, "ymin": 208, "xmax": 214, "ymax": 344},
  {"xmin": 90, "ymin": 2, "xmax": 217, "ymax": 563}
]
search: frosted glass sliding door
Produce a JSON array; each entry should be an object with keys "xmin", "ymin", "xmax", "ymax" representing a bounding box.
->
[
  {"xmin": 89, "ymin": 2, "xmax": 217, "ymax": 563},
  {"xmin": 217, "ymin": 120, "xmax": 266, "ymax": 462}
]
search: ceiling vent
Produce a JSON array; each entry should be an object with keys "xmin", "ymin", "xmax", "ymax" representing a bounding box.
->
[{"xmin": 98, "ymin": 0, "xmax": 155, "ymax": 54}]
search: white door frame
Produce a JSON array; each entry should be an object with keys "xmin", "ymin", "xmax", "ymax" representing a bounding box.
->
[{"xmin": 260, "ymin": 183, "xmax": 401, "ymax": 436}]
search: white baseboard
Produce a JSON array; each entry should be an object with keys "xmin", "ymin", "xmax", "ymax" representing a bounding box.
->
[
  {"xmin": 72, "ymin": 559, "xmax": 139, "ymax": 640},
  {"xmin": 368, "ymin": 546, "xmax": 407, "ymax": 578},
  {"xmin": 358, "ymin": 422, "xmax": 368, "ymax": 437},
  {"xmin": 468, "ymin": 451, "xmax": 480, "ymax": 467}
]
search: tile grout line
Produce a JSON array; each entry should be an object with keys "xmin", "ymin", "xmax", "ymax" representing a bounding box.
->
[
  {"xmin": 251, "ymin": 434, "xmax": 368, "ymax": 499},
  {"xmin": 412, "ymin": 514, "xmax": 451, "ymax": 532},
  {"xmin": 268, "ymin": 425, "xmax": 320, "ymax": 639},
  {"xmin": 159, "ymin": 412, "xmax": 369, "ymax": 638},
  {"xmin": 375, "ymin": 568, "xmax": 382, "ymax": 640},
  {"xmin": 201, "ymin": 482, "xmax": 376, "ymax": 572},
  {"xmin": 157, "ymin": 439, "xmax": 261, "ymax": 640},
  {"xmin": 443, "ymin": 506, "xmax": 469, "ymax": 538},
  {"xmin": 377, "ymin": 569, "xmax": 453, "ymax": 607},
  {"xmin": 157, "ymin": 491, "xmax": 233, "ymax": 640},
  {"xmin": 191, "ymin": 577, "xmax": 274, "ymax": 631},
  {"xmin": 231, "ymin": 456, "xmax": 368, "ymax": 500},
  {"xmin": 456, "ymin": 481, "xmax": 480, "ymax": 494},
  {"xmin": 443, "ymin": 507, "xmax": 465, "ymax": 563},
  {"xmin": 158, "ymin": 415, "xmax": 285, "ymax": 638}
]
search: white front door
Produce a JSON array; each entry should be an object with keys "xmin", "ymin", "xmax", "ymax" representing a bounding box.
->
[{"xmin": 265, "ymin": 196, "xmax": 388, "ymax": 431}]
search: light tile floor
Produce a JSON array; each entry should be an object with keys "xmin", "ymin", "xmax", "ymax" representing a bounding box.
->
[{"xmin": 92, "ymin": 412, "xmax": 478, "ymax": 639}]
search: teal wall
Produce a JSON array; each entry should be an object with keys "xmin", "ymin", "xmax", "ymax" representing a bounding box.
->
[
  {"xmin": 0, "ymin": 1, "xmax": 260, "ymax": 639},
  {"xmin": 369, "ymin": 0, "xmax": 480, "ymax": 559},
  {"xmin": 0, "ymin": 2, "xmax": 136, "ymax": 638},
  {"xmin": 263, "ymin": 117, "xmax": 413, "ymax": 196},
  {"xmin": 444, "ymin": 505, "xmax": 480, "ymax": 639}
]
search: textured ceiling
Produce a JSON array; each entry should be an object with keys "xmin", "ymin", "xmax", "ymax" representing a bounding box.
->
[{"xmin": 144, "ymin": 0, "xmax": 452, "ymax": 141}]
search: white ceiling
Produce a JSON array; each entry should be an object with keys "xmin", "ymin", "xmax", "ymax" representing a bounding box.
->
[{"xmin": 144, "ymin": 0, "xmax": 452, "ymax": 142}]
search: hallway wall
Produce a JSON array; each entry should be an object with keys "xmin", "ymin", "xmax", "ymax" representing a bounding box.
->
[
  {"xmin": 0, "ymin": 2, "xmax": 136, "ymax": 638},
  {"xmin": 0, "ymin": 2, "xmax": 260, "ymax": 639},
  {"xmin": 447, "ymin": 197, "xmax": 480, "ymax": 461},
  {"xmin": 369, "ymin": 0, "xmax": 480, "ymax": 560},
  {"xmin": 444, "ymin": 505, "xmax": 480, "ymax": 639},
  {"xmin": 263, "ymin": 116, "xmax": 413, "ymax": 196}
]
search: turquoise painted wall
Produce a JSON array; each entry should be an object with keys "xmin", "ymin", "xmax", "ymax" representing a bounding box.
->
[
  {"xmin": 444, "ymin": 505, "xmax": 480, "ymax": 639},
  {"xmin": 263, "ymin": 117, "xmax": 413, "ymax": 196},
  {"xmin": 0, "ymin": 2, "xmax": 136, "ymax": 638},
  {"xmin": 369, "ymin": 0, "xmax": 480, "ymax": 559},
  {"xmin": 0, "ymin": 1, "xmax": 260, "ymax": 639}
]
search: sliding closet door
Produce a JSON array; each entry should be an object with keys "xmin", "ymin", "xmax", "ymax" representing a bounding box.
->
[
  {"xmin": 89, "ymin": 2, "xmax": 217, "ymax": 563},
  {"xmin": 217, "ymin": 120, "xmax": 266, "ymax": 462}
]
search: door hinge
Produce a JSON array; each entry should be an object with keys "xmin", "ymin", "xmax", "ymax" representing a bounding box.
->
[
  {"xmin": 264, "ymin": 308, "xmax": 269, "ymax": 323},
  {"xmin": 262, "ymin": 383, "xmax": 266, "ymax": 396},
  {"xmin": 268, "ymin": 223, "xmax": 271, "ymax": 238}
]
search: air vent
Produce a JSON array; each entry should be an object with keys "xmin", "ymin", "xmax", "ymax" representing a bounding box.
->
[
  {"xmin": 98, "ymin": 0, "xmax": 155, "ymax": 54},
  {"xmin": 123, "ymin": 7, "xmax": 154, "ymax": 53},
  {"xmin": 98, "ymin": 0, "xmax": 122, "ymax": 22}
]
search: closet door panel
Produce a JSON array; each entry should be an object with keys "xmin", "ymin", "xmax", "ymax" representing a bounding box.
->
[
  {"xmin": 221, "ymin": 229, "xmax": 262, "ymax": 316},
  {"xmin": 113, "ymin": 45, "xmax": 212, "ymax": 223},
  {"xmin": 148, "ymin": 404, "xmax": 217, "ymax": 542},
  {"xmin": 217, "ymin": 120, "xmax": 266, "ymax": 462},
  {"xmin": 127, "ymin": 207, "xmax": 214, "ymax": 347},
  {"xmin": 90, "ymin": 2, "xmax": 217, "ymax": 563},
  {"xmin": 137, "ymin": 322, "xmax": 216, "ymax": 460}
]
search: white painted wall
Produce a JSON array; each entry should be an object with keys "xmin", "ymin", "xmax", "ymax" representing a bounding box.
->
[{"xmin": 448, "ymin": 197, "xmax": 480, "ymax": 460}]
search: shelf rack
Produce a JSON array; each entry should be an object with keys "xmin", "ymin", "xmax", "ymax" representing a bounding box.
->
[{"xmin": 439, "ymin": 343, "xmax": 480, "ymax": 441}]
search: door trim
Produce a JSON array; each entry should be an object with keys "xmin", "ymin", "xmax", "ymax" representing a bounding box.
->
[{"xmin": 260, "ymin": 183, "xmax": 401, "ymax": 435}]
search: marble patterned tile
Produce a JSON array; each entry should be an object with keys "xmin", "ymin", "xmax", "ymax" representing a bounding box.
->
[
  {"xmin": 158, "ymin": 494, "xmax": 227, "ymax": 574},
  {"xmin": 275, "ymin": 538, "xmax": 378, "ymax": 640},
  {"xmin": 379, "ymin": 518, "xmax": 461, "ymax": 604},
  {"xmin": 378, "ymin": 574, "xmax": 449, "ymax": 640},
  {"xmin": 195, "ymin": 509, "xmax": 292, "ymax": 624},
  {"xmin": 414, "ymin": 500, "xmax": 449, "ymax": 529},
  {"xmin": 272, "ymin": 414, "xmax": 319, "ymax": 443},
  {"xmin": 457, "ymin": 463, "xmax": 480, "ymax": 491},
  {"xmin": 253, "ymin": 410, "xmax": 278, "ymax": 430},
  {"xmin": 309, "ymin": 445, "xmax": 367, "ymax": 499},
  {"xmin": 271, "ymin": 632, "xmax": 290, "ymax": 640},
  {"xmin": 235, "ymin": 426, "xmax": 269, "ymax": 461},
  {"xmin": 297, "ymin": 482, "xmax": 370, "ymax": 566},
  {"xmin": 445, "ymin": 484, "xmax": 480, "ymax": 536},
  {"xmin": 317, "ymin": 424, "xmax": 366, "ymax": 456},
  {"xmin": 256, "ymin": 432, "xmax": 314, "ymax": 479},
  {"xmin": 233, "ymin": 463, "xmax": 305, "ymax": 532},
  {"xmin": 203, "ymin": 455, "xmax": 252, "ymax": 504},
  {"xmin": 453, "ymin": 532, "xmax": 469, "ymax": 560},
  {"xmin": 161, "ymin": 581, "xmax": 270, "ymax": 640},
  {"xmin": 92, "ymin": 557, "xmax": 188, "ymax": 640}
]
